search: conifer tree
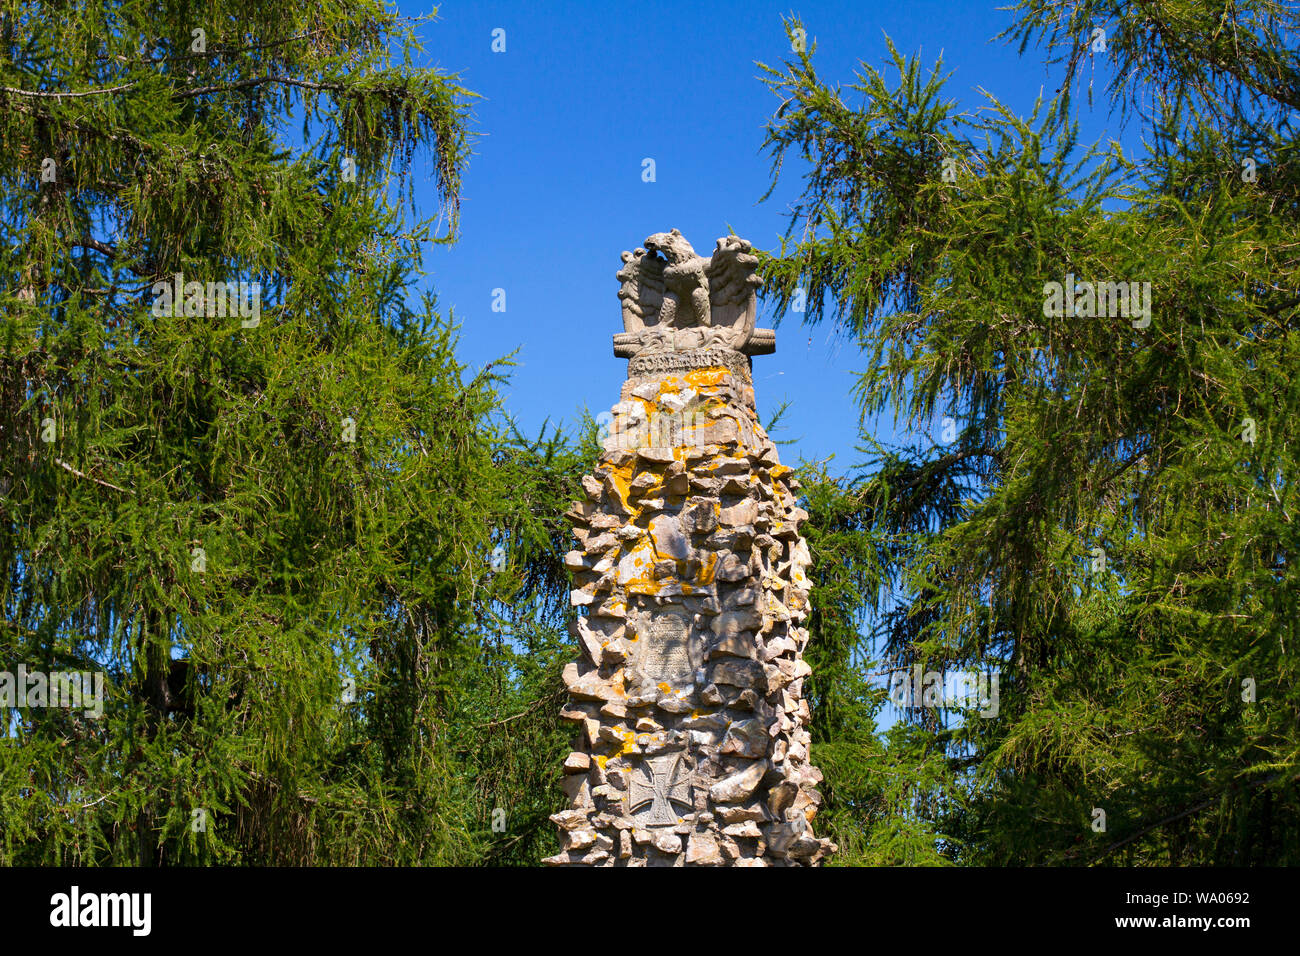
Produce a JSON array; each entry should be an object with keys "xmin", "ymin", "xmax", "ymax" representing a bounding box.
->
[
  {"xmin": 761, "ymin": 2, "xmax": 1300, "ymax": 864},
  {"xmin": 0, "ymin": 0, "xmax": 586, "ymax": 865}
]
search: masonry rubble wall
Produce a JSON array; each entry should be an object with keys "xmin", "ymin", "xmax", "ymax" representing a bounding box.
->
[{"xmin": 545, "ymin": 348, "xmax": 836, "ymax": 867}]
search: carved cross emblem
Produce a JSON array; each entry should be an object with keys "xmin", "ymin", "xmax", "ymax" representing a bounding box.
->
[{"xmin": 629, "ymin": 753, "xmax": 694, "ymax": 827}]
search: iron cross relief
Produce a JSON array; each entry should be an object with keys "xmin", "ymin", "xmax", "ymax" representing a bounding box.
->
[{"xmin": 629, "ymin": 753, "xmax": 694, "ymax": 827}]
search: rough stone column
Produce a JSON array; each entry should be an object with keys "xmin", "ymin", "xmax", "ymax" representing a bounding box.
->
[{"xmin": 545, "ymin": 231, "xmax": 835, "ymax": 867}]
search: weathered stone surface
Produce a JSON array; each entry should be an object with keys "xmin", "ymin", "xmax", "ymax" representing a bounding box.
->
[
  {"xmin": 711, "ymin": 658, "xmax": 767, "ymax": 691},
  {"xmin": 685, "ymin": 832, "xmax": 723, "ymax": 865},
  {"xmin": 564, "ymin": 829, "xmax": 597, "ymax": 850},
  {"xmin": 712, "ymin": 609, "xmax": 762, "ymax": 638},
  {"xmin": 709, "ymin": 760, "xmax": 768, "ymax": 804},
  {"xmin": 562, "ymin": 662, "xmax": 620, "ymax": 702},
  {"xmin": 719, "ymin": 499, "xmax": 759, "ymax": 527},
  {"xmin": 717, "ymin": 801, "xmax": 767, "ymax": 824},
  {"xmin": 548, "ymin": 232, "xmax": 834, "ymax": 867},
  {"xmin": 563, "ymin": 752, "xmax": 590, "ymax": 774},
  {"xmin": 713, "ymin": 554, "xmax": 751, "ymax": 582},
  {"xmin": 709, "ymin": 632, "xmax": 759, "ymax": 660},
  {"xmin": 651, "ymin": 831, "xmax": 683, "ymax": 855},
  {"xmin": 723, "ymin": 820, "xmax": 763, "ymax": 839},
  {"xmin": 719, "ymin": 719, "xmax": 769, "ymax": 758}
]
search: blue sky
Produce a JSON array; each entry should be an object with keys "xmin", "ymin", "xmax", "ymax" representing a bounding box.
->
[{"xmin": 399, "ymin": 0, "xmax": 1134, "ymax": 470}]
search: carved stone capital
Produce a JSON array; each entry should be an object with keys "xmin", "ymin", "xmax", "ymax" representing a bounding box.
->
[{"xmin": 614, "ymin": 229, "xmax": 773, "ymax": 364}]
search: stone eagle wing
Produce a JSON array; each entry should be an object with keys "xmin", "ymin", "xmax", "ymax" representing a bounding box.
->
[
  {"xmin": 705, "ymin": 235, "xmax": 762, "ymax": 341},
  {"xmin": 616, "ymin": 248, "xmax": 665, "ymax": 333}
]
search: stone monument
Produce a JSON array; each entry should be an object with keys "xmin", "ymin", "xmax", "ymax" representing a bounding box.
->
[{"xmin": 544, "ymin": 230, "xmax": 836, "ymax": 866}]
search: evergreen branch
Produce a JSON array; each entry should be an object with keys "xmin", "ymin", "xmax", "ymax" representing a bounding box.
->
[
  {"xmin": 0, "ymin": 73, "xmax": 416, "ymax": 113},
  {"xmin": 896, "ymin": 446, "xmax": 996, "ymax": 491},
  {"xmin": 96, "ymin": 27, "xmax": 335, "ymax": 66},
  {"xmin": 0, "ymin": 74, "xmax": 359, "ymax": 102},
  {"xmin": 51, "ymin": 458, "xmax": 133, "ymax": 495},
  {"xmin": 1089, "ymin": 771, "xmax": 1298, "ymax": 863},
  {"xmin": 3, "ymin": 99, "xmax": 153, "ymax": 151},
  {"xmin": 472, "ymin": 688, "xmax": 566, "ymax": 730},
  {"xmin": 70, "ymin": 239, "xmax": 118, "ymax": 258},
  {"xmin": 173, "ymin": 75, "xmax": 346, "ymax": 99},
  {"xmin": 0, "ymin": 82, "xmax": 138, "ymax": 98}
]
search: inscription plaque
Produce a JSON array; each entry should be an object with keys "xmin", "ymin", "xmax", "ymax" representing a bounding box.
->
[
  {"xmin": 638, "ymin": 613, "xmax": 694, "ymax": 685},
  {"xmin": 628, "ymin": 347, "xmax": 752, "ymax": 384}
]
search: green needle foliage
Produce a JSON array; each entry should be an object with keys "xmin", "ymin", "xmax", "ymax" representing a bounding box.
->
[
  {"xmin": 0, "ymin": 1, "xmax": 588, "ymax": 865},
  {"xmin": 760, "ymin": 4, "xmax": 1300, "ymax": 864},
  {"xmin": 796, "ymin": 460, "xmax": 960, "ymax": 865}
]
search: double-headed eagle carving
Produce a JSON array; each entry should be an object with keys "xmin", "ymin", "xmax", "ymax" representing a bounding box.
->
[{"xmin": 614, "ymin": 229, "xmax": 775, "ymax": 358}]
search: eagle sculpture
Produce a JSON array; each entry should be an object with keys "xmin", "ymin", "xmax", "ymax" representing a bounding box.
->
[{"xmin": 614, "ymin": 229, "xmax": 774, "ymax": 358}]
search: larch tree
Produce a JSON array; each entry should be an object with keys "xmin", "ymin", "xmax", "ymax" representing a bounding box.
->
[
  {"xmin": 0, "ymin": 0, "xmax": 586, "ymax": 865},
  {"xmin": 760, "ymin": 2, "xmax": 1300, "ymax": 864}
]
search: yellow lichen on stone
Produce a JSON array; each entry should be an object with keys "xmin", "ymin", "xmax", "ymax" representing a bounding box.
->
[
  {"xmin": 617, "ymin": 537, "xmax": 663, "ymax": 596},
  {"xmin": 685, "ymin": 367, "xmax": 727, "ymax": 389},
  {"xmin": 606, "ymin": 455, "xmax": 637, "ymax": 511},
  {"xmin": 614, "ymin": 727, "xmax": 638, "ymax": 757},
  {"xmin": 656, "ymin": 376, "xmax": 683, "ymax": 397}
]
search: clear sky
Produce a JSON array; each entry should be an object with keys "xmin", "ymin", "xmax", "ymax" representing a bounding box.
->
[{"xmin": 401, "ymin": 0, "xmax": 1132, "ymax": 470}]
